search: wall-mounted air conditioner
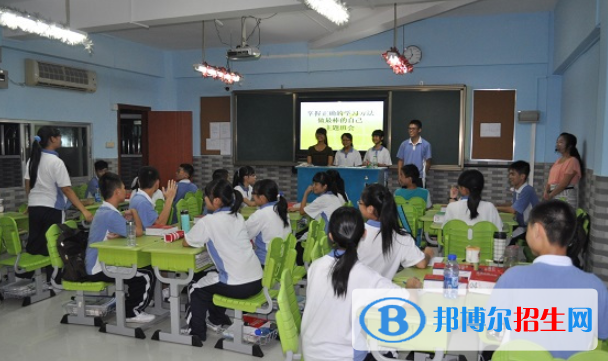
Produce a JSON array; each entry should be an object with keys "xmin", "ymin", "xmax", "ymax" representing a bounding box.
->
[{"xmin": 24, "ymin": 59, "xmax": 97, "ymax": 92}]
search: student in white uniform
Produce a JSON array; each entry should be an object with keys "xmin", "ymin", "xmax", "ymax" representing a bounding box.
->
[
  {"xmin": 357, "ymin": 184, "xmax": 432, "ymax": 279},
  {"xmin": 182, "ymin": 179, "xmax": 263, "ymax": 341},
  {"xmin": 233, "ymin": 165, "xmax": 257, "ymax": 207},
  {"xmin": 333, "ymin": 133, "xmax": 362, "ymax": 167},
  {"xmin": 246, "ymin": 179, "xmax": 291, "ymax": 266},
  {"xmin": 299, "ymin": 171, "xmax": 344, "ymax": 233},
  {"xmin": 326, "ymin": 169, "xmax": 349, "ymax": 204},
  {"xmin": 363, "ymin": 129, "xmax": 392, "ymax": 167},
  {"xmin": 444, "ymin": 169, "xmax": 503, "ymax": 230},
  {"xmin": 301, "ymin": 207, "xmax": 420, "ymax": 361}
]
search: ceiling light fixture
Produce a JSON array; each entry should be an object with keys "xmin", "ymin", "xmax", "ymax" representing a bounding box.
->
[
  {"xmin": 0, "ymin": 7, "xmax": 93, "ymax": 53},
  {"xmin": 381, "ymin": 4, "xmax": 413, "ymax": 75},
  {"xmin": 303, "ymin": 0, "xmax": 349, "ymax": 25},
  {"xmin": 193, "ymin": 21, "xmax": 242, "ymax": 85}
]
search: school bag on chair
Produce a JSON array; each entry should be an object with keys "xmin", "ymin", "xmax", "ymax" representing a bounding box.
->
[{"xmin": 56, "ymin": 223, "xmax": 89, "ymax": 282}]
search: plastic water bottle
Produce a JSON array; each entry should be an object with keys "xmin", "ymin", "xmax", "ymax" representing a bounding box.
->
[
  {"xmin": 254, "ymin": 327, "xmax": 272, "ymax": 336},
  {"xmin": 94, "ymin": 186, "xmax": 102, "ymax": 203},
  {"xmin": 372, "ymin": 155, "xmax": 378, "ymax": 168},
  {"xmin": 126, "ymin": 220, "xmax": 136, "ymax": 247},
  {"xmin": 443, "ymin": 254, "xmax": 459, "ymax": 299},
  {"xmin": 181, "ymin": 210, "xmax": 190, "ymax": 232}
]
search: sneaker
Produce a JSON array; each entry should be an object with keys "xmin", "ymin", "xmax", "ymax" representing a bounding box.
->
[
  {"xmin": 126, "ymin": 312, "xmax": 156, "ymax": 324},
  {"xmin": 162, "ymin": 288, "xmax": 170, "ymax": 301},
  {"xmin": 206, "ymin": 318, "xmax": 228, "ymax": 333}
]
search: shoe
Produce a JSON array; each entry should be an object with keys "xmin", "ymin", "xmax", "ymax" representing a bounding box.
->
[
  {"xmin": 206, "ymin": 317, "xmax": 228, "ymax": 333},
  {"xmin": 162, "ymin": 288, "xmax": 170, "ymax": 301},
  {"xmin": 126, "ymin": 312, "xmax": 156, "ymax": 323}
]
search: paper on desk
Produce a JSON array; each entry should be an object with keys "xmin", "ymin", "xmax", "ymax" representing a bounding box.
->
[{"xmin": 206, "ymin": 138, "xmax": 221, "ymax": 150}]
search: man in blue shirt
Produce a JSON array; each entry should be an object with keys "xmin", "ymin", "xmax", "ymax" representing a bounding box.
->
[
  {"xmin": 172, "ymin": 163, "xmax": 198, "ymax": 223},
  {"xmin": 129, "ymin": 166, "xmax": 177, "ymax": 228},
  {"xmin": 396, "ymin": 119, "xmax": 432, "ymax": 186},
  {"xmin": 85, "ymin": 160, "xmax": 108, "ymax": 198}
]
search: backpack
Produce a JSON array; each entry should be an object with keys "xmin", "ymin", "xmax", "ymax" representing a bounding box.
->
[{"xmin": 56, "ymin": 223, "xmax": 89, "ymax": 282}]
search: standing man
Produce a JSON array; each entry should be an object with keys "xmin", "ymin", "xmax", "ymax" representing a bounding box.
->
[{"xmin": 396, "ymin": 120, "xmax": 432, "ymax": 186}]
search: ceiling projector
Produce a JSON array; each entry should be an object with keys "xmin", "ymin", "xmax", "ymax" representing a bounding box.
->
[{"xmin": 227, "ymin": 45, "xmax": 261, "ymax": 61}]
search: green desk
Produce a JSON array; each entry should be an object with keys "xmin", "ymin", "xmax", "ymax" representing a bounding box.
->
[{"xmin": 143, "ymin": 241, "xmax": 213, "ymax": 347}]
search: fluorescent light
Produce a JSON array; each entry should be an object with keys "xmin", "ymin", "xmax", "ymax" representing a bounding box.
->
[
  {"xmin": 193, "ymin": 62, "xmax": 242, "ymax": 84},
  {"xmin": 304, "ymin": 0, "xmax": 349, "ymax": 25},
  {"xmin": 0, "ymin": 7, "xmax": 93, "ymax": 53}
]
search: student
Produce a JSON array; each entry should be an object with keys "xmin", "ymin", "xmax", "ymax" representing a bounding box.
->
[
  {"xmin": 85, "ymin": 172, "xmax": 156, "ymax": 323},
  {"xmin": 333, "ymin": 133, "xmax": 362, "ymax": 167},
  {"xmin": 301, "ymin": 207, "xmax": 420, "ymax": 361},
  {"xmin": 85, "ymin": 160, "xmax": 108, "ymax": 198},
  {"xmin": 396, "ymin": 119, "xmax": 432, "ymax": 184},
  {"xmin": 495, "ymin": 161, "xmax": 539, "ymax": 239},
  {"xmin": 182, "ymin": 179, "xmax": 263, "ymax": 341},
  {"xmin": 246, "ymin": 179, "xmax": 291, "ymax": 265},
  {"xmin": 395, "ymin": 164, "xmax": 432, "ymax": 207},
  {"xmin": 172, "ymin": 163, "xmax": 198, "ymax": 223},
  {"xmin": 307, "ymin": 127, "xmax": 334, "ymax": 166},
  {"xmin": 131, "ymin": 176, "xmax": 164, "ymax": 203},
  {"xmin": 358, "ymin": 184, "xmax": 432, "ymax": 279},
  {"xmin": 444, "ymin": 169, "xmax": 502, "ymax": 230},
  {"xmin": 362, "ymin": 129, "xmax": 392, "ymax": 167},
  {"xmin": 233, "ymin": 166, "xmax": 257, "ymax": 207},
  {"xmin": 326, "ymin": 169, "xmax": 349, "ymax": 204},
  {"xmin": 212, "ymin": 168, "xmax": 230, "ymax": 181},
  {"xmin": 493, "ymin": 200, "xmax": 608, "ymax": 359},
  {"xmin": 129, "ymin": 166, "xmax": 177, "ymax": 228},
  {"xmin": 298, "ymin": 171, "xmax": 344, "ymax": 231}
]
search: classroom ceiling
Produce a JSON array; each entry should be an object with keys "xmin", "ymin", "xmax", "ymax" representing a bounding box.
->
[{"xmin": 0, "ymin": 0, "xmax": 557, "ymax": 51}]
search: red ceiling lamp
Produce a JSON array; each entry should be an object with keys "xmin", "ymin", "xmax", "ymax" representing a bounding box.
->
[
  {"xmin": 381, "ymin": 4, "xmax": 413, "ymax": 75},
  {"xmin": 193, "ymin": 21, "xmax": 242, "ymax": 84}
]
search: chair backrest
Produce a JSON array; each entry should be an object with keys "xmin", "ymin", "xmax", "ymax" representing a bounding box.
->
[
  {"xmin": 195, "ymin": 189, "xmax": 204, "ymax": 213},
  {"xmin": 568, "ymin": 350, "xmax": 608, "ymax": 361},
  {"xmin": 311, "ymin": 240, "xmax": 324, "ymax": 262},
  {"xmin": 317, "ymin": 234, "xmax": 331, "ymax": 255},
  {"xmin": 184, "ymin": 191, "xmax": 195, "ymax": 200},
  {"xmin": 175, "ymin": 198, "xmax": 187, "ymax": 229},
  {"xmin": 186, "ymin": 196, "xmax": 201, "ymax": 217},
  {"xmin": 155, "ymin": 199, "xmax": 164, "ymax": 215},
  {"xmin": 18, "ymin": 203, "xmax": 28, "ymax": 213},
  {"xmin": 394, "ymin": 196, "xmax": 415, "ymax": 234},
  {"xmin": 261, "ymin": 254, "xmax": 278, "ymax": 290},
  {"xmin": 409, "ymin": 196, "xmax": 427, "ymax": 217},
  {"xmin": 315, "ymin": 218, "xmax": 326, "ymax": 239},
  {"xmin": 344, "ymin": 200, "xmax": 353, "ymax": 207},
  {"xmin": 492, "ymin": 340, "xmax": 555, "ymax": 361},
  {"xmin": 279, "ymin": 268, "xmax": 302, "ymax": 332},
  {"xmin": 267, "ymin": 237, "xmax": 285, "ymax": 278},
  {"xmin": 73, "ymin": 184, "xmax": 87, "ymax": 199},
  {"xmin": 0, "ymin": 216, "xmax": 22, "ymax": 256},
  {"xmin": 46, "ymin": 220, "xmax": 78, "ymax": 269},
  {"xmin": 443, "ymin": 220, "xmax": 497, "ymax": 261}
]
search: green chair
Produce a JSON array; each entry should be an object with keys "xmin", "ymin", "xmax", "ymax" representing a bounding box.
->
[
  {"xmin": 46, "ymin": 221, "xmax": 112, "ymax": 327},
  {"xmin": 186, "ymin": 196, "xmax": 201, "ymax": 218},
  {"xmin": 18, "ymin": 203, "xmax": 28, "ymax": 213},
  {"xmin": 0, "ymin": 216, "xmax": 54, "ymax": 306},
  {"xmin": 315, "ymin": 218, "xmax": 326, "ymax": 239},
  {"xmin": 73, "ymin": 184, "xmax": 88, "ymax": 199},
  {"xmin": 310, "ymin": 239, "xmax": 324, "ymax": 262},
  {"xmin": 568, "ymin": 350, "xmax": 608, "ymax": 360},
  {"xmin": 301, "ymin": 220, "xmax": 320, "ymax": 270},
  {"xmin": 443, "ymin": 220, "xmax": 498, "ymax": 262},
  {"xmin": 344, "ymin": 200, "xmax": 353, "ymax": 207},
  {"xmin": 394, "ymin": 196, "xmax": 426, "ymax": 244},
  {"xmin": 285, "ymin": 234, "xmax": 306, "ymax": 284},
  {"xmin": 155, "ymin": 199, "xmax": 164, "ymax": 215},
  {"xmin": 175, "ymin": 198, "xmax": 187, "ymax": 229},
  {"xmin": 195, "ymin": 189, "xmax": 204, "ymax": 213},
  {"xmin": 276, "ymin": 269, "xmax": 303, "ymax": 361},
  {"xmin": 492, "ymin": 340, "xmax": 555, "ymax": 361},
  {"xmin": 316, "ymin": 234, "xmax": 331, "ymax": 256},
  {"xmin": 184, "ymin": 191, "xmax": 195, "ymax": 200}
]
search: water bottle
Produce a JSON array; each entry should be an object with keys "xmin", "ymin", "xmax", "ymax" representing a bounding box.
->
[
  {"xmin": 181, "ymin": 210, "xmax": 190, "ymax": 232},
  {"xmin": 372, "ymin": 155, "xmax": 378, "ymax": 168},
  {"xmin": 443, "ymin": 254, "xmax": 459, "ymax": 299},
  {"xmin": 254, "ymin": 327, "xmax": 272, "ymax": 336},
  {"xmin": 126, "ymin": 220, "xmax": 136, "ymax": 247},
  {"xmin": 94, "ymin": 186, "xmax": 102, "ymax": 203}
]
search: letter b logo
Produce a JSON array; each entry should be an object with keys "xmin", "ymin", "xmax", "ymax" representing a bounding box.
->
[{"xmin": 378, "ymin": 305, "xmax": 409, "ymax": 336}]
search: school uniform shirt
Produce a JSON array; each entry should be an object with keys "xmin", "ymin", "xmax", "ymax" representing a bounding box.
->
[
  {"xmin": 235, "ymin": 184, "xmax": 253, "ymax": 203},
  {"xmin": 301, "ymin": 252, "xmax": 406, "ymax": 361},
  {"xmin": 511, "ymin": 184, "xmax": 539, "ymax": 227},
  {"xmin": 304, "ymin": 192, "xmax": 344, "ymax": 224},
  {"xmin": 185, "ymin": 207, "xmax": 263, "ymax": 287},
  {"xmin": 394, "ymin": 187, "xmax": 432, "ymax": 208},
  {"xmin": 443, "ymin": 199, "xmax": 503, "ymax": 231},
  {"xmin": 334, "ymin": 148, "xmax": 362, "ymax": 167},
  {"xmin": 24, "ymin": 150, "xmax": 71, "ymax": 210},
  {"xmin": 396, "ymin": 137, "xmax": 432, "ymax": 177},
  {"xmin": 245, "ymin": 201, "xmax": 292, "ymax": 265},
  {"xmin": 358, "ymin": 220, "xmax": 425, "ymax": 279},
  {"xmin": 174, "ymin": 179, "xmax": 198, "ymax": 204},
  {"xmin": 151, "ymin": 189, "xmax": 164, "ymax": 203},
  {"xmin": 85, "ymin": 202, "xmax": 127, "ymax": 275},
  {"xmin": 363, "ymin": 146, "xmax": 392, "ymax": 166},
  {"xmin": 129, "ymin": 190, "xmax": 158, "ymax": 228},
  {"xmin": 85, "ymin": 176, "xmax": 99, "ymax": 198}
]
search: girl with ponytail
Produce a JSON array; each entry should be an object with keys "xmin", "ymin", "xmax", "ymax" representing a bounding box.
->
[
  {"xmin": 544, "ymin": 132, "xmax": 583, "ymax": 208},
  {"xmin": 182, "ymin": 179, "xmax": 263, "ymax": 341},
  {"xmin": 246, "ymin": 179, "xmax": 291, "ymax": 265},
  {"xmin": 357, "ymin": 184, "xmax": 432, "ymax": 279},
  {"xmin": 443, "ymin": 169, "xmax": 502, "ymax": 230},
  {"xmin": 25, "ymin": 126, "xmax": 93, "ymax": 257},
  {"xmin": 302, "ymin": 207, "xmax": 417, "ymax": 361},
  {"xmin": 232, "ymin": 166, "xmax": 257, "ymax": 207}
]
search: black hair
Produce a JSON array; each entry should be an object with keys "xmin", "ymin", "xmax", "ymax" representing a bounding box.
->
[
  {"xmin": 212, "ymin": 168, "xmax": 230, "ymax": 181},
  {"xmin": 401, "ymin": 164, "xmax": 422, "ymax": 188},
  {"xmin": 28, "ymin": 126, "xmax": 61, "ymax": 189},
  {"xmin": 205, "ymin": 179, "xmax": 243, "ymax": 214},
  {"xmin": 457, "ymin": 169, "xmax": 485, "ymax": 219},
  {"xmin": 328, "ymin": 207, "xmax": 365, "ymax": 298},
  {"xmin": 179, "ymin": 163, "xmax": 194, "ymax": 178},
  {"xmin": 232, "ymin": 166, "xmax": 255, "ymax": 188},
  {"xmin": 360, "ymin": 184, "xmax": 407, "ymax": 257},
  {"xmin": 315, "ymin": 127, "xmax": 328, "ymax": 145},
  {"xmin": 528, "ymin": 200, "xmax": 576, "ymax": 248},
  {"xmin": 409, "ymin": 119, "xmax": 422, "ymax": 129},
  {"xmin": 138, "ymin": 166, "xmax": 160, "ymax": 189},
  {"xmin": 371, "ymin": 129, "xmax": 385, "ymax": 147},
  {"xmin": 559, "ymin": 133, "xmax": 585, "ymax": 177},
  {"xmin": 508, "ymin": 161, "xmax": 531, "ymax": 181},
  {"xmin": 99, "ymin": 172, "xmax": 123, "ymax": 200},
  {"xmin": 312, "ymin": 171, "xmax": 332, "ymax": 193},
  {"xmin": 341, "ymin": 133, "xmax": 353, "ymax": 148},
  {"xmin": 253, "ymin": 179, "xmax": 288, "ymax": 227},
  {"xmin": 326, "ymin": 170, "xmax": 348, "ymax": 202},
  {"xmin": 94, "ymin": 160, "xmax": 109, "ymax": 172}
]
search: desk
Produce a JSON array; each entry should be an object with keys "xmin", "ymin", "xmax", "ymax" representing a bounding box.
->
[{"xmin": 295, "ymin": 166, "xmax": 388, "ymax": 203}]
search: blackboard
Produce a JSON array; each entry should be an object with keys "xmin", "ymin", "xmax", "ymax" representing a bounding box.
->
[{"xmin": 390, "ymin": 88, "xmax": 465, "ymax": 168}]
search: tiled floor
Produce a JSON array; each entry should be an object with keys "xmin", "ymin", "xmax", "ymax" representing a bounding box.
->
[{"xmin": 0, "ymin": 291, "xmax": 284, "ymax": 361}]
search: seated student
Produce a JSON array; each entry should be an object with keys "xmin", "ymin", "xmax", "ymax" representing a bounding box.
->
[
  {"xmin": 85, "ymin": 160, "xmax": 108, "ymax": 198},
  {"xmin": 182, "ymin": 179, "xmax": 263, "ymax": 341},
  {"xmin": 395, "ymin": 164, "xmax": 432, "ymax": 208},
  {"xmin": 85, "ymin": 172, "xmax": 156, "ymax": 323},
  {"xmin": 301, "ymin": 207, "xmax": 420, "ymax": 361},
  {"xmin": 212, "ymin": 168, "xmax": 230, "ymax": 182},
  {"xmin": 246, "ymin": 179, "xmax": 291, "ymax": 265},
  {"xmin": 129, "ymin": 166, "xmax": 177, "ymax": 228},
  {"xmin": 362, "ymin": 129, "xmax": 392, "ymax": 167},
  {"xmin": 333, "ymin": 133, "xmax": 362, "ymax": 167},
  {"xmin": 172, "ymin": 163, "xmax": 198, "ymax": 223},
  {"xmin": 493, "ymin": 200, "xmax": 608, "ymax": 359},
  {"xmin": 326, "ymin": 169, "xmax": 349, "ymax": 204},
  {"xmin": 233, "ymin": 166, "xmax": 257, "ymax": 207},
  {"xmin": 358, "ymin": 184, "xmax": 432, "ymax": 279},
  {"xmin": 495, "ymin": 161, "xmax": 539, "ymax": 240},
  {"xmin": 444, "ymin": 169, "xmax": 502, "ymax": 231},
  {"xmin": 297, "ymin": 171, "xmax": 344, "ymax": 231},
  {"xmin": 131, "ymin": 176, "xmax": 164, "ymax": 203}
]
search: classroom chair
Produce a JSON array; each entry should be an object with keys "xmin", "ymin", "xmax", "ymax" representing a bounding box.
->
[
  {"xmin": 394, "ymin": 196, "xmax": 426, "ymax": 246},
  {"xmin": 442, "ymin": 220, "xmax": 498, "ymax": 262},
  {"xmin": 301, "ymin": 220, "xmax": 320, "ymax": 271},
  {"xmin": 492, "ymin": 340, "xmax": 555, "ymax": 361},
  {"xmin": 184, "ymin": 191, "xmax": 195, "ymax": 200},
  {"xmin": 195, "ymin": 189, "xmax": 204, "ymax": 213},
  {"xmin": 276, "ymin": 269, "xmax": 303, "ymax": 361},
  {"xmin": 175, "ymin": 198, "xmax": 188, "ymax": 229},
  {"xmin": 284, "ymin": 234, "xmax": 306, "ymax": 284},
  {"xmin": 0, "ymin": 216, "xmax": 54, "ymax": 306},
  {"xmin": 46, "ymin": 221, "xmax": 113, "ymax": 327},
  {"xmin": 18, "ymin": 203, "xmax": 28, "ymax": 213},
  {"xmin": 186, "ymin": 196, "xmax": 201, "ymax": 217},
  {"xmin": 73, "ymin": 184, "xmax": 88, "ymax": 199},
  {"xmin": 310, "ymin": 239, "xmax": 324, "ymax": 262},
  {"xmin": 568, "ymin": 350, "xmax": 608, "ymax": 360},
  {"xmin": 155, "ymin": 199, "xmax": 164, "ymax": 215}
]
